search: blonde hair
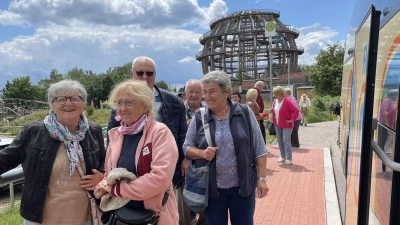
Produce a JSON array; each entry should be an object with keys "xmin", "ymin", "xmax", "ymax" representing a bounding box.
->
[
  {"xmin": 273, "ymin": 86, "xmax": 285, "ymax": 97},
  {"xmin": 246, "ymin": 89, "xmax": 258, "ymax": 101},
  {"xmin": 108, "ymin": 80, "xmax": 156, "ymax": 118}
]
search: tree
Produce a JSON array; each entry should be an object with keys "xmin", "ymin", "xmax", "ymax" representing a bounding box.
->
[
  {"xmin": 308, "ymin": 43, "xmax": 344, "ymax": 96},
  {"xmin": 3, "ymin": 76, "xmax": 43, "ymax": 100},
  {"xmin": 155, "ymin": 80, "xmax": 168, "ymax": 90},
  {"xmin": 297, "ymin": 64, "xmax": 310, "ymax": 72},
  {"xmin": 38, "ymin": 69, "xmax": 64, "ymax": 90}
]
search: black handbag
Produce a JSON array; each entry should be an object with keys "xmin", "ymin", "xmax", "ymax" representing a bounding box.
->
[
  {"xmin": 106, "ymin": 188, "xmax": 170, "ymax": 225},
  {"xmin": 108, "ymin": 207, "xmax": 158, "ymax": 225},
  {"xmin": 266, "ymin": 121, "xmax": 276, "ymax": 135}
]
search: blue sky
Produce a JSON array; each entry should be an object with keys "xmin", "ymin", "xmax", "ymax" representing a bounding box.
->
[{"xmin": 0, "ymin": 0, "xmax": 356, "ymax": 90}]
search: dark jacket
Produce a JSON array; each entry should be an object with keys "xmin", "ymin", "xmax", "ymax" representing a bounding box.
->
[
  {"xmin": 193, "ymin": 99, "xmax": 257, "ymax": 198},
  {"xmin": 0, "ymin": 121, "xmax": 106, "ymax": 224},
  {"xmin": 107, "ymin": 85, "xmax": 187, "ymax": 186}
]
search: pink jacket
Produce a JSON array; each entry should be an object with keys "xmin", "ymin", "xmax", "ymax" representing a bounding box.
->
[
  {"xmin": 271, "ymin": 97, "xmax": 300, "ymax": 128},
  {"xmin": 106, "ymin": 118, "xmax": 179, "ymax": 225}
]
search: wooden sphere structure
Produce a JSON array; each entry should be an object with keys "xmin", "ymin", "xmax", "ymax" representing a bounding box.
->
[{"xmin": 196, "ymin": 10, "xmax": 304, "ymax": 86}]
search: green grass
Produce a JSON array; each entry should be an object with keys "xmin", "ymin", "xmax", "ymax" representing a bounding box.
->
[
  {"xmin": 0, "ymin": 203, "xmax": 23, "ymax": 225},
  {"xmin": 85, "ymin": 108, "xmax": 112, "ymax": 126},
  {"xmin": 306, "ymin": 108, "xmax": 337, "ymax": 123}
]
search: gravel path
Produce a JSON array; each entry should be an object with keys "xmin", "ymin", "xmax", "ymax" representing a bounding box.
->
[
  {"xmin": 297, "ymin": 120, "xmax": 339, "ymax": 148},
  {"xmin": 270, "ymin": 120, "xmax": 339, "ymax": 149}
]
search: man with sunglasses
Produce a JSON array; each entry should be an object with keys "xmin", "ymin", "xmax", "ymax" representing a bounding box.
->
[{"xmin": 106, "ymin": 56, "xmax": 187, "ymax": 200}]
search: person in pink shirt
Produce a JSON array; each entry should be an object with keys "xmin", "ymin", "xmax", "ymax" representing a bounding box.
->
[
  {"xmin": 95, "ymin": 80, "xmax": 179, "ymax": 225},
  {"xmin": 270, "ymin": 86, "xmax": 300, "ymax": 165},
  {"xmin": 285, "ymin": 88, "xmax": 302, "ymax": 148}
]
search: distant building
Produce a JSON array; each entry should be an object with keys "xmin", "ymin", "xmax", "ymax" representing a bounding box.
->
[{"xmin": 197, "ymin": 9, "xmax": 304, "ymax": 89}]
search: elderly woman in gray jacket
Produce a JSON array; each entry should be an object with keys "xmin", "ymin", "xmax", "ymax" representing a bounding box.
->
[
  {"xmin": 183, "ymin": 71, "xmax": 269, "ymax": 225},
  {"xmin": 0, "ymin": 80, "xmax": 106, "ymax": 225}
]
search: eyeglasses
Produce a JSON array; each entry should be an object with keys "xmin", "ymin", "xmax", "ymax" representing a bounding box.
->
[
  {"xmin": 52, "ymin": 96, "xmax": 84, "ymax": 105},
  {"xmin": 132, "ymin": 70, "xmax": 155, "ymax": 77},
  {"xmin": 114, "ymin": 100, "xmax": 138, "ymax": 108}
]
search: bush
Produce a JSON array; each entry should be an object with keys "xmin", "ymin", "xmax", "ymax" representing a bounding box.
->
[
  {"xmin": 306, "ymin": 95, "xmax": 339, "ymax": 123},
  {"xmin": 312, "ymin": 95, "xmax": 340, "ymax": 112},
  {"xmin": 101, "ymin": 101, "xmax": 112, "ymax": 109},
  {"xmin": 86, "ymin": 105, "xmax": 95, "ymax": 116}
]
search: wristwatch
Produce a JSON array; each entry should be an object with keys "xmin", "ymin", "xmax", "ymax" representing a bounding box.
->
[{"xmin": 258, "ymin": 177, "xmax": 267, "ymax": 182}]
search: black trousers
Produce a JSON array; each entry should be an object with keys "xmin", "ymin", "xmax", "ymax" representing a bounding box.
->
[
  {"xmin": 291, "ymin": 120, "xmax": 301, "ymax": 147},
  {"xmin": 259, "ymin": 120, "xmax": 266, "ymax": 144}
]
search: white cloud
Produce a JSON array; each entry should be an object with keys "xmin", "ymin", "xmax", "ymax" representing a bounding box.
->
[
  {"xmin": 6, "ymin": 0, "xmax": 227, "ymax": 29},
  {"xmin": 0, "ymin": 23, "xmax": 203, "ymax": 85},
  {"xmin": 0, "ymin": 0, "xmax": 227, "ymax": 87},
  {"xmin": 0, "ymin": 10, "xmax": 27, "ymax": 26},
  {"xmin": 178, "ymin": 56, "xmax": 195, "ymax": 63},
  {"xmin": 0, "ymin": 1, "xmax": 348, "ymax": 88},
  {"xmin": 296, "ymin": 23, "xmax": 339, "ymax": 65}
]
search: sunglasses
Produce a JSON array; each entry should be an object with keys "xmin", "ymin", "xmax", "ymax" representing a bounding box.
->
[{"xmin": 133, "ymin": 70, "xmax": 155, "ymax": 77}]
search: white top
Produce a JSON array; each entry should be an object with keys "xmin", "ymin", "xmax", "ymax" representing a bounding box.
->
[{"xmin": 274, "ymin": 99, "xmax": 284, "ymax": 124}]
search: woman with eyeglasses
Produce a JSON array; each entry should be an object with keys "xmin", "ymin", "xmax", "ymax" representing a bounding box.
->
[
  {"xmin": 94, "ymin": 80, "xmax": 179, "ymax": 225},
  {"xmin": 183, "ymin": 71, "xmax": 269, "ymax": 225},
  {"xmin": 0, "ymin": 80, "xmax": 106, "ymax": 225}
]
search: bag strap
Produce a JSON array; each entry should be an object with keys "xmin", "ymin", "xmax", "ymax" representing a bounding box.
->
[
  {"xmin": 76, "ymin": 165, "xmax": 96, "ymax": 200},
  {"xmin": 161, "ymin": 186, "xmax": 171, "ymax": 210},
  {"xmin": 200, "ymin": 108, "xmax": 213, "ymax": 147}
]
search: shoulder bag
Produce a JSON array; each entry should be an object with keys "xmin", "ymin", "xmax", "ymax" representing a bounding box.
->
[
  {"xmin": 76, "ymin": 165, "xmax": 104, "ymax": 225},
  {"xmin": 106, "ymin": 187, "xmax": 170, "ymax": 225},
  {"xmin": 183, "ymin": 107, "xmax": 211, "ymax": 214},
  {"xmin": 266, "ymin": 100, "xmax": 276, "ymax": 135}
]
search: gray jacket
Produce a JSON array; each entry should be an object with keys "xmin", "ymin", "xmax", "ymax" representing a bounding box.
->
[{"xmin": 0, "ymin": 121, "xmax": 106, "ymax": 224}]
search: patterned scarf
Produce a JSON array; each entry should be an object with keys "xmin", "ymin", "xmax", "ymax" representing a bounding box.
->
[
  {"xmin": 44, "ymin": 113, "xmax": 89, "ymax": 176},
  {"xmin": 118, "ymin": 114, "xmax": 148, "ymax": 135}
]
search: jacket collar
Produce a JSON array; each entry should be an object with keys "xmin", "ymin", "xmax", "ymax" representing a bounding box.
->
[{"xmin": 108, "ymin": 117, "xmax": 155, "ymax": 147}]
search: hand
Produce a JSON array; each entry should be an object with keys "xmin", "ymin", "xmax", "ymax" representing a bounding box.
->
[
  {"xmin": 94, "ymin": 180, "xmax": 111, "ymax": 199},
  {"xmin": 79, "ymin": 169, "xmax": 104, "ymax": 191},
  {"xmin": 256, "ymin": 180, "xmax": 269, "ymax": 198},
  {"xmin": 285, "ymin": 120, "xmax": 293, "ymax": 125},
  {"xmin": 203, "ymin": 147, "xmax": 219, "ymax": 161},
  {"xmin": 181, "ymin": 158, "xmax": 190, "ymax": 176},
  {"xmin": 187, "ymin": 119, "xmax": 192, "ymax": 126}
]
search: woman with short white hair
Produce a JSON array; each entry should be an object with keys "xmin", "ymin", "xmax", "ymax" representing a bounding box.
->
[
  {"xmin": 183, "ymin": 71, "xmax": 269, "ymax": 225},
  {"xmin": 0, "ymin": 80, "xmax": 106, "ymax": 225}
]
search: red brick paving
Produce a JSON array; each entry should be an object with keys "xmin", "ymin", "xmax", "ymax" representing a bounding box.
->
[{"xmin": 253, "ymin": 145, "xmax": 326, "ymax": 225}]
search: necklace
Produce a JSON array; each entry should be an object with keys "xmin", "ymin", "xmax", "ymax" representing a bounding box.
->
[{"xmin": 214, "ymin": 104, "xmax": 230, "ymax": 120}]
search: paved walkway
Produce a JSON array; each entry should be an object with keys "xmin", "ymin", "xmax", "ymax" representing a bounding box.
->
[{"xmin": 254, "ymin": 145, "xmax": 326, "ymax": 225}]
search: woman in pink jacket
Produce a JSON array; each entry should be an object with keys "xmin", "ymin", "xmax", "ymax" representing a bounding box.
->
[
  {"xmin": 270, "ymin": 86, "xmax": 300, "ymax": 165},
  {"xmin": 94, "ymin": 80, "xmax": 179, "ymax": 224}
]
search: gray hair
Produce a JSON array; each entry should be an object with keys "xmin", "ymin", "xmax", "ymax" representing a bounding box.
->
[
  {"xmin": 131, "ymin": 56, "xmax": 156, "ymax": 72},
  {"xmin": 254, "ymin": 81, "xmax": 265, "ymax": 89},
  {"xmin": 47, "ymin": 80, "xmax": 87, "ymax": 111},
  {"xmin": 284, "ymin": 88, "xmax": 291, "ymax": 95},
  {"xmin": 185, "ymin": 79, "xmax": 201, "ymax": 87},
  {"xmin": 201, "ymin": 71, "xmax": 231, "ymax": 92}
]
